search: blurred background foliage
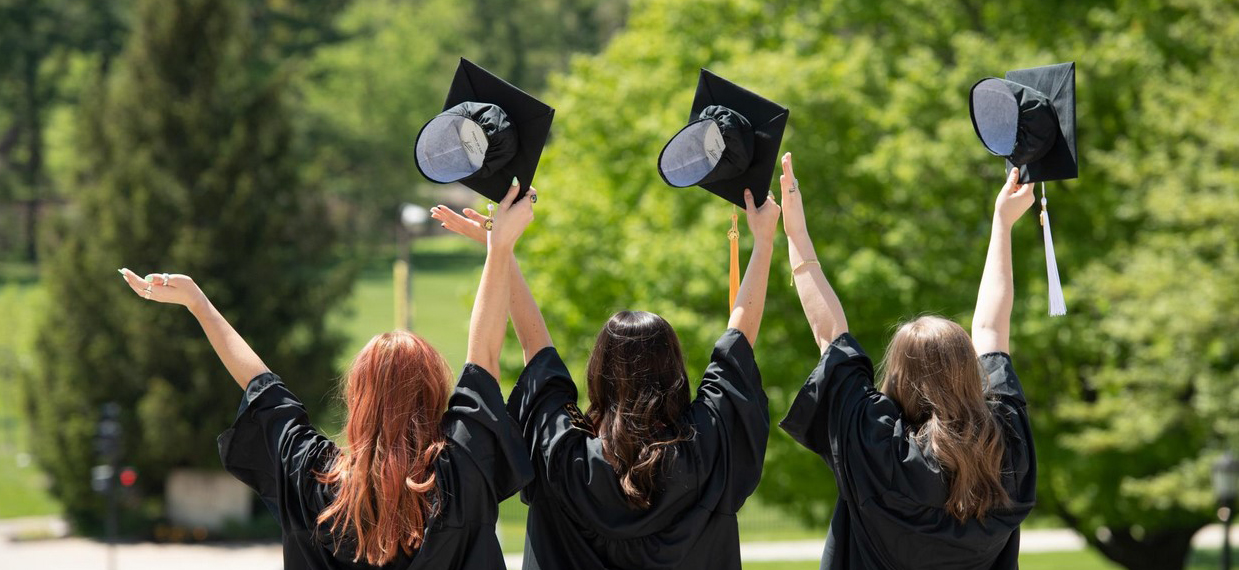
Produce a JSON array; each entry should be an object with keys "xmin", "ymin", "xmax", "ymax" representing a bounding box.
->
[{"xmin": 0, "ymin": 0, "xmax": 1235, "ymax": 569}]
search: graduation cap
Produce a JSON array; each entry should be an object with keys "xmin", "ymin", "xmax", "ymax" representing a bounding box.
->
[
  {"xmin": 658, "ymin": 70, "xmax": 789, "ymax": 310},
  {"xmin": 414, "ymin": 58, "xmax": 554, "ymax": 202},
  {"xmin": 658, "ymin": 69, "xmax": 789, "ymax": 208},
  {"xmin": 969, "ymin": 62, "xmax": 1077, "ymax": 316}
]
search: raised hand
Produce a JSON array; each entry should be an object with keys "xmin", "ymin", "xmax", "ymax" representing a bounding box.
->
[
  {"xmin": 118, "ymin": 267, "xmax": 267, "ymax": 388},
  {"xmin": 743, "ymin": 188, "xmax": 781, "ymax": 244},
  {"xmin": 489, "ymin": 179, "xmax": 536, "ymax": 251},
  {"xmin": 430, "ymin": 204, "xmax": 489, "ymax": 245},
  {"xmin": 778, "ymin": 152, "xmax": 807, "ymax": 237},
  {"xmin": 119, "ymin": 268, "xmax": 206, "ymax": 311},
  {"xmin": 995, "ymin": 167, "xmax": 1035, "ymax": 228}
]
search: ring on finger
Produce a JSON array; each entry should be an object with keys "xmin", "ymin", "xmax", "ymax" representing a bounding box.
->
[
  {"xmin": 484, "ymin": 218, "xmax": 494, "ymax": 231},
  {"xmin": 161, "ymin": 273, "xmax": 170, "ymax": 286},
  {"xmin": 143, "ymin": 289, "xmax": 152, "ymax": 300},
  {"xmin": 530, "ymin": 193, "xmax": 538, "ymax": 204},
  {"xmin": 790, "ymin": 180, "xmax": 799, "ymax": 193}
]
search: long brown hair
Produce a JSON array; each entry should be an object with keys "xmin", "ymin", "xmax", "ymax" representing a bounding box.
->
[
  {"xmin": 586, "ymin": 311, "xmax": 693, "ymax": 509},
  {"xmin": 879, "ymin": 316, "xmax": 1010, "ymax": 521},
  {"xmin": 316, "ymin": 331, "xmax": 451, "ymax": 564}
]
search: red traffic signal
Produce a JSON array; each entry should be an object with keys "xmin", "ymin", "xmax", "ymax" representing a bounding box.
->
[{"xmin": 119, "ymin": 468, "xmax": 138, "ymax": 487}]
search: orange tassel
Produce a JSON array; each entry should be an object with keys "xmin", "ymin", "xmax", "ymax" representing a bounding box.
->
[{"xmin": 728, "ymin": 208, "xmax": 740, "ymax": 310}]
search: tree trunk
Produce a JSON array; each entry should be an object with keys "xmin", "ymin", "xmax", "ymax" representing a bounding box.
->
[
  {"xmin": 23, "ymin": 48, "xmax": 44, "ymax": 263},
  {"xmin": 1091, "ymin": 527, "xmax": 1198, "ymax": 570},
  {"xmin": 1055, "ymin": 502, "xmax": 1202, "ymax": 570}
]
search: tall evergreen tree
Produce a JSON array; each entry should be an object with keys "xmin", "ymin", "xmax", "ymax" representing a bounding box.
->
[{"xmin": 25, "ymin": 0, "xmax": 351, "ymax": 531}]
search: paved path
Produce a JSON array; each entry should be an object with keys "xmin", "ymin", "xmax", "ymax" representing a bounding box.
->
[{"xmin": 1, "ymin": 523, "xmax": 1235, "ymax": 569}]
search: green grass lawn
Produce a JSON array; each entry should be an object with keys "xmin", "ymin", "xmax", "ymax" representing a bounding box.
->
[
  {"xmin": 745, "ymin": 549, "xmax": 1226, "ymax": 570},
  {"xmin": 0, "ymin": 270, "xmax": 60, "ymax": 519}
]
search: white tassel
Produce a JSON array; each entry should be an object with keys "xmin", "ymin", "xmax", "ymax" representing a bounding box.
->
[{"xmin": 1040, "ymin": 182, "xmax": 1066, "ymax": 316}]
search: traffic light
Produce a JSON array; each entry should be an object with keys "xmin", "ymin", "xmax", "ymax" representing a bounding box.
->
[
  {"xmin": 92, "ymin": 402, "xmax": 122, "ymax": 495},
  {"xmin": 119, "ymin": 467, "xmax": 138, "ymax": 488},
  {"xmin": 94, "ymin": 402, "xmax": 122, "ymax": 461}
]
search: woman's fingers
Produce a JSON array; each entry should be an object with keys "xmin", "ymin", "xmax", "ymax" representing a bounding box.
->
[
  {"xmin": 499, "ymin": 177, "xmax": 521, "ymax": 209},
  {"xmin": 462, "ymin": 208, "xmax": 488, "ymax": 224},
  {"xmin": 1002, "ymin": 166, "xmax": 1021, "ymax": 192},
  {"xmin": 743, "ymin": 188, "xmax": 757, "ymax": 214},
  {"xmin": 119, "ymin": 268, "xmax": 148, "ymax": 296},
  {"xmin": 431, "ymin": 205, "xmax": 464, "ymax": 224}
]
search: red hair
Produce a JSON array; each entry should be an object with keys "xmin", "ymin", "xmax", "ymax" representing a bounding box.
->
[{"xmin": 316, "ymin": 330, "xmax": 451, "ymax": 564}]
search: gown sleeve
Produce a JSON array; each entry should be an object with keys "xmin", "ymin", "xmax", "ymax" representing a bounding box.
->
[
  {"xmin": 778, "ymin": 333, "xmax": 906, "ymax": 497},
  {"xmin": 442, "ymin": 363, "xmax": 535, "ymax": 503},
  {"xmin": 217, "ymin": 372, "xmax": 337, "ymax": 527},
  {"xmin": 980, "ymin": 352, "xmax": 1037, "ymax": 504},
  {"xmin": 505, "ymin": 347, "xmax": 584, "ymax": 498},
  {"xmin": 690, "ymin": 328, "xmax": 770, "ymax": 512}
]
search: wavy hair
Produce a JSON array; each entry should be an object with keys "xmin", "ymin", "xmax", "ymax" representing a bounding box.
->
[
  {"xmin": 316, "ymin": 331, "xmax": 451, "ymax": 564},
  {"xmin": 880, "ymin": 316, "xmax": 1010, "ymax": 521},
  {"xmin": 586, "ymin": 311, "xmax": 693, "ymax": 509}
]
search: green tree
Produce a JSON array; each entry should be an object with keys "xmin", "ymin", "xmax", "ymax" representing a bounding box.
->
[
  {"xmin": 0, "ymin": 0, "xmax": 126, "ymax": 262},
  {"xmin": 24, "ymin": 0, "xmax": 351, "ymax": 531},
  {"xmin": 521, "ymin": 1, "xmax": 1237, "ymax": 568},
  {"xmin": 294, "ymin": 0, "xmax": 628, "ymax": 246}
]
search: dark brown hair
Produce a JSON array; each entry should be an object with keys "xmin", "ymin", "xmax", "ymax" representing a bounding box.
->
[
  {"xmin": 879, "ymin": 316, "xmax": 1010, "ymax": 521},
  {"xmin": 585, "ymin": 311, "xmax": 693, "ymax": 509},
  {"xmin": 316, "ymin": 331, "xmax": 451, "ymax": 564}
]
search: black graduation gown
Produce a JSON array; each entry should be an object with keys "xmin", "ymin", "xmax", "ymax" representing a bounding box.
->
[
  {"xmin": 779, "ymin": 333, "xmax": 1037, "ymax": 570},
  {"xmin": 506, "ymin": 328, "xmax": 769, "ymax": 570},
  {"xmin": 217, "ymin": 366, "xmax": 533, "ymax": 570}
]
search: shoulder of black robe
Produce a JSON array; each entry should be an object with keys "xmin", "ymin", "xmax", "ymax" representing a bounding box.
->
[
  {"xmin": 687, "ymin": 327, "xmax": 770, "ymax": 512},
  {"xmin": 507, "ymin": 331, "xmax": 767, "ymax": 570},
  {"xmin": 778, "ymin": 332, "xmax": 897, "ymax": 493},
  {"xmin": 219, "ymin": 369, "xmax": 532, "ymax": 570},
  {"xmin": 780, "ymin": 335, "xmax": 1038, "ymax": 570},
  {"xmin": 979, "ymin": 351, "xmax": 1037, "ymax": 508},
  {"xmin": 505, "ymin": 345, "xmax": 587, "ymax": 505},
  {"xmin": 444, "ymin": 362, "xmax": 536, "ymax": 503},
  {"xmin": 217, "ymin": 372, "xmax": 337, "ymax": 527}
]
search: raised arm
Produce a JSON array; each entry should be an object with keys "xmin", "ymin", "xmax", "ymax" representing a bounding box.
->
[
  {"xmin": 431, "ymin": 198, "xmax": 552, "ymax": 364},
  {"xmin": 779, "ymin": 153, "xmax": 848, "ymax": 354},
  {"xmin": 465, "ymin": 181, "xmax": 536, "ymax": 379},
  {"xmin": 972, "ymin": 167, "xmax": 1035, "ymax": 355},
  {"xmin": 119, "ymin": 269, "xmax": 268, "ymax": 389},
  {"xmin": 727, "ymin": 189, "xmax": 780, "ymax": 344}
]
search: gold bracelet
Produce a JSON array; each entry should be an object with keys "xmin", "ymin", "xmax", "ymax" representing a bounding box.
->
[{"xmin": 791, "ymin": 259, "xmax": 820, "ymax": 285}]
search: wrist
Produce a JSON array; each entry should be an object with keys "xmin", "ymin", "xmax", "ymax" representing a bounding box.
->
[
  {"xmin": 487, "ymin": 236, "xmax": 516, "ymax": 254},
  {"xmin": 187, "ymin": 292, "xmax": 211, "ymax": 318},
  {"xmin": 993, "ymin": 215, "xmax": 1014, "ymax": 232}
]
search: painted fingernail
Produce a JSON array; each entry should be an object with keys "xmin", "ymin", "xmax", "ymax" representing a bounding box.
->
[
  {"xmin": 511, "ymin": 177, "xmax": 519, "ymax": 187},
  {"xmin": 144, "ymin": 276, "xmax": 153, "ymax": 283},
  {"xmin": 117, "ymin": 269, "xmax": 125, "ymax": 275}
]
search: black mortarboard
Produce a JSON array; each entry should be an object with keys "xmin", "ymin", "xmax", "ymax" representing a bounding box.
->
[
  {"xmin": 414, "ymin": 58, "xmax": 554, "ymax": 202},
  {"xmin": 969, "ymin": 62, "xmax": 1077, "ymax": 184},
  {"xmin": 970, "ymin": 62, "xmax": 1078, "ymax": 316},
  {"xmin": 658, "ymin": 69, "xmax": 789, "ymax": 207}
]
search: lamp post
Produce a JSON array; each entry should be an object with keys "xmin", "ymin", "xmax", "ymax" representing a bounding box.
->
[
  {"xmin": 1215, "ymin": 451, "xmax": 1238, "ymax": 570},
  {"xmin": 395, "ymin": 203, "xmax": 429, "ymax": 331}
]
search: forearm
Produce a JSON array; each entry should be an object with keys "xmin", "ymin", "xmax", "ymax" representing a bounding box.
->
[
  {"xmin": 788, "ymin": 230, "xmax": 848, "ymax": 353},
  {"xmin": 508, "ymin": 254, "xmax": 552, "ymax": 363},
  {"xmin": 972, "ymin": 218, "xmax": 1014, "ymax": 354},
  {"xmin": 466, "ymin": 244, "xmax": 512, "ymax": 379},
  {"xmin": 728, "ymin": 237, "xmax": 775, "ymax": 344},
  {"xmin": 188, "ymin": 298, "xmax": 269, "ymax": 389}
]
